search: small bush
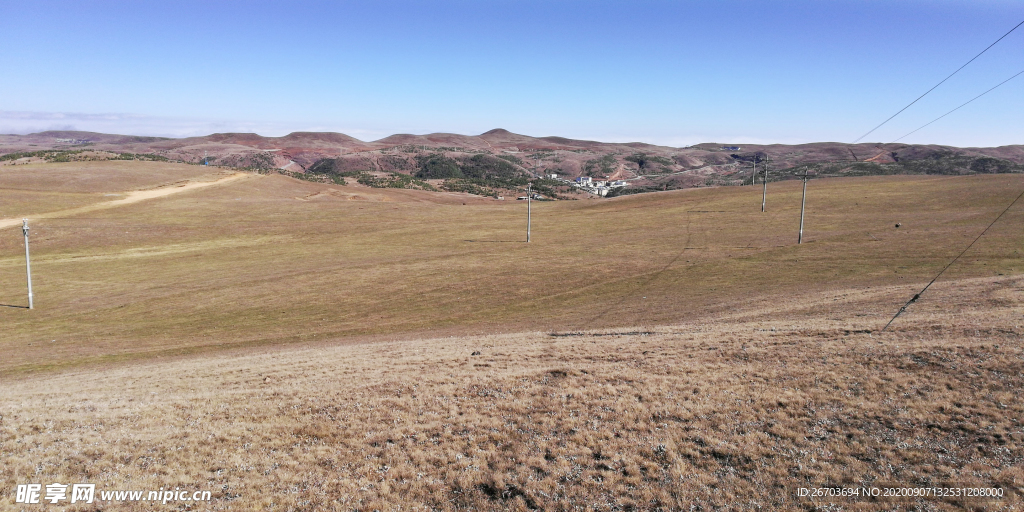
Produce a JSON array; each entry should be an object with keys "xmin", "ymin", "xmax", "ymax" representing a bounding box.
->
[{"xmin": 415, "ymin": 154, "xmax": 464, "ymax": 179}]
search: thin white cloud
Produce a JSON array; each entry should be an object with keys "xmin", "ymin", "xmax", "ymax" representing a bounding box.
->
[
  {"xmin": 0, "ymin": 111, "xmax": 387, "ymax": 141},
  {"xmin": 0, "ymin": 111, "xmax": 847, "ymax": 147},
  {"xmin": 573, "ymin": 133, "xmax": 812, "ymax": 148}
]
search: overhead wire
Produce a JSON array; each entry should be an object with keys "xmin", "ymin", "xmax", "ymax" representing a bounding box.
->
[
  {"xmin": 849, "ymin": 19, "xmax": 1024, "ymax": 330},
  {"xmin": 889, "ymin": 67, "xmax": 1024, "ymax": 144},
  {"xmin": 882, "ymin": 185, "xmax": 1024, "ymax": 331},
  {"xmin": 554, "ymin": 30, "xmax": 1024, "ymax": 334},
  {"xmin": 853, "ymin": 18, "xmax": 1024, "ymax": 144}
]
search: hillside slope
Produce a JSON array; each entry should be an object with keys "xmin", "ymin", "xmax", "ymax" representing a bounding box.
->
[{"xmin": 2, "ymin": 130, "xmax": 1022, "ymax": 196}]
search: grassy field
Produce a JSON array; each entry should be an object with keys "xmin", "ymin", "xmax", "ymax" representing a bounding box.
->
[
  {"xmin": 0, "ymin": 164, "xmax": 1021, "ymax": 375},
  {"xmin": 1, "ymin": 276, "xmax": 1021, "ymax": 510},
  {"xmin": 0, "ymin": 161, "xmax": 220, "ymax": 217},
  {"xmin": 1, "ymin": 162, "xmax": 1023, "ymax": 510}
]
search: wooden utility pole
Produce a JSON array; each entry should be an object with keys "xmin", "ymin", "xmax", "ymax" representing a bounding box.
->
[
  {"xmin": 761, "ymin": 157, "xmax": 769, "ymax": 212},
  {"xmin": 526, "ymin": 183, "xmax": 532, "ymax": 243},
  {"xmin": 23, "ymin": 219, "xmax": 33, "ymax": 309},
  {"xmin": 751, "ymin": 157, "xmax": 757, "ymax": 185},
  {"xmin": 798, "ymin": 171, "xmax": 809, "ymax": 244}
]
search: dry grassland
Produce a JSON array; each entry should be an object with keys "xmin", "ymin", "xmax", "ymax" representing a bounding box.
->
[
  {"xmin": 0, "ymin": 167, "xmax": 1022, "ymax": 375},
  {"xmin": 0, "ymin": 161, "xmax": 226, "ymax": 218},
  {"xmin": 1, "ymin": 276, "xmax": 1022, "ymax": 510},
  {"xmin": 1, "ymin": 164, "xmax": 1023, "ymax": 510},
  {"xmin": 0, "ymin": 172, "xmax": 247, "ymax": 230}
]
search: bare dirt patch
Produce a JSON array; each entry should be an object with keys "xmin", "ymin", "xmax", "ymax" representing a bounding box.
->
[{"xmin": 0, "ymin": 172, "xmax": 248, "ymax": 229}]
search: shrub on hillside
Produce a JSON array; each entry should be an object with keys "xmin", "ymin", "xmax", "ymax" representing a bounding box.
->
[
  {"xmin": 583, "ymin": 154, "xmax": 618, "ymax": 177},
  {"xmin": 529, "ymin": 178, "xmax": 571, "ymax": 200},
  {"xmin": 459, "ymin": 154, "xmax": 529, "ymax": 189},
  {"xmin": 496, "ymin": 154, "xmax": 524, "ymax": 166},
  {"xmin": 415, "ymin": 154, "xmax": 463, "ymax": 179},
  {"xmin": 0, "ymin": 150, "xmax": 167, "ymax": 163},
  {"xmin": 357, "ymin": 172, "xmax": 436, "ymax": 191},
  {"xmin": 969, "ymin": 157, "xmax": 1017, "ymax": 174},
  {"xmin": 441, "ymin": 179, "xmax": 498, "ymax": 197}
]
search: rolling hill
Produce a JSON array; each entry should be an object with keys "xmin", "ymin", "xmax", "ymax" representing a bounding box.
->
[{"xmin": 2, "ymin": 130, "xmax": 1022, "ymax": 198}]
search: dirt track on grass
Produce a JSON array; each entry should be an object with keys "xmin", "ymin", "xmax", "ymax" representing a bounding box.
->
[{"xmin": 0, "ymin": 172, "xmax": 249, "ymax": 229}]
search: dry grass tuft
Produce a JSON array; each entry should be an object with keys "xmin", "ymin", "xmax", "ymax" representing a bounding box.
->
[{"xmin": 2, "ymin": 276, "xmax": 1022, "ymax": 510}]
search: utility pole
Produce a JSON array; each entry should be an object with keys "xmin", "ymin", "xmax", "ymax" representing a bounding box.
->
[
  {"xmin": 798, "ymin": 171, "xmax": 809, "ymax": 244},
  {"xmin": 23, "ymin": 219, "xmax": 33, "ymax": 309},
  {"xmin": 761, "ymin": 157, "xmax": 769, "ymax": 212},
  {"xmin": 526, "ymin": 183, "xmax": 532, "ymax": 243},
  {"xmin": 751, "ymin": 156, "xmax": 757, "ymax": 185}
]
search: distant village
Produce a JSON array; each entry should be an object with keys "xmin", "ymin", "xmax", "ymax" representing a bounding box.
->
[
  {"xmin": 564, "ymin": 175, "xmax": 629, "ymax": 196},
  {"xmin": 514, "ymin": 174, "xmax": 629, "ymax": 200},
  {"xmin": 532, "ymin": 146, "xmax": 742, "ymax": 198}
]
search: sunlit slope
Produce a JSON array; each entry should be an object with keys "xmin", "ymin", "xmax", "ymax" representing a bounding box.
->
[
  {"xmin": 3, "ymin": 275, "xmax": 1022, "ymax": 510},
  {"xmin": 0, "ymin": 160, "xmax": 228, "ymax": 217},
  {"xmin": 1, "ymin": 169, "xmax": 1021, "ymax": 374}
]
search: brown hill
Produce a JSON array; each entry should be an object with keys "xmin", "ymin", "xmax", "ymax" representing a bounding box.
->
[{"xmin": 2, "ymin": 129, "xmax": 1021, "ymax": 194}]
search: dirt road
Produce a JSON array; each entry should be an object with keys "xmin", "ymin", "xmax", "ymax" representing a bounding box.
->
[{"xmin": 0, "ymin": 172, "xmax": 249, "ymax": 229}]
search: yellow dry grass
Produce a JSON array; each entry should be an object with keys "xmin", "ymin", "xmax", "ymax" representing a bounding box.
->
[
  {"xmin": 0, "ymin": 163, "xmax": 1023, "ymax": 510},
  {"xmin": 0, "ymin": 161, "xmax": 229, "ymax": 216},
  {"xmin": 0, "ymin": 172, "xmax": 247, "ymax": 229},
  {"xmin": 0, "ymin": 169, "xmax": 1022, "ymax": 376},
  {"xmin": 1, "ymin": 276, "xmax": 1021, "ymax": 510}
]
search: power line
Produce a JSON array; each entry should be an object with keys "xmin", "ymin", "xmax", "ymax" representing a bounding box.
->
[
  {"xmin": 889, "ymin": 67, "xmax": 1024, "ymax": 144},
  {"xmin": 853, "ymin": 18, "xmax": 1024, "ymax": 143},
  {"xmin": 873, "ymin": 66, "xmax": 1024, "ymax": 323},
  {"xmin": 882, "ymin": 185, "xmax": 1024, "ymax": 331}
]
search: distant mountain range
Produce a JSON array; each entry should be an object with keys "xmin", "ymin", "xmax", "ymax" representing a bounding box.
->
[{"xmin": 3, "ymin": 129, "xmax": 1022, "ymax": 196}]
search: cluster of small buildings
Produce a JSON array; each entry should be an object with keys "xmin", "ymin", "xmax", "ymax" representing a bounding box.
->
[
  {"xmin": 528, "ymin": 171, "xmax": 629, "ymax": 197},
  {"xmin": 571, "ymin": 176, "xmax": 628, "ymax": 196}
]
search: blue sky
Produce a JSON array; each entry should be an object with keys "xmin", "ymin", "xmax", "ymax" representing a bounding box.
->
[{"xmin": 1, "ymin": 0, "xmax": 1021, "ymax": 146}]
